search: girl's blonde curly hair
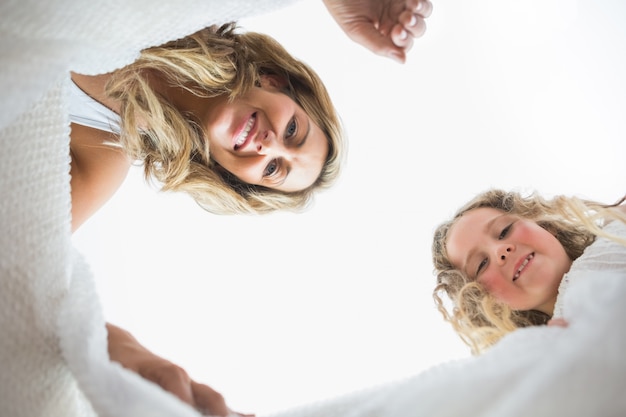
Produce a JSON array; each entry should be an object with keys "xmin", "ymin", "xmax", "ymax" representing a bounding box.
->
[{"xmin": 432, "ymin": 189, "xmax": 625, "ymax": 354}]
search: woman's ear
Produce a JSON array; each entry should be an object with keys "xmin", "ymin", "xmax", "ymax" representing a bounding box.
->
[{"xmin": 258, "ymin": 74, "xmax": 289, "ymax": 89}]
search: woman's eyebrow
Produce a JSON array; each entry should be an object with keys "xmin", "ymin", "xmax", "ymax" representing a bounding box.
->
[
  {"xmin": 274, "ymin": 166, "xmax": 290, "ymax": 187},
  {"xmin": 274, "ymin": 118, "xmax": 311, "ymax": 187},
  {"xmin": 295, "ymin": 119, "xmax": 311, "ymax": 148}
]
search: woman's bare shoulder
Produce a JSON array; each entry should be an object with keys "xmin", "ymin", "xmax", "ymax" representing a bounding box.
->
[{"xmin": 69, "ymin": 122, "xmax": 130, "ymax": 232}]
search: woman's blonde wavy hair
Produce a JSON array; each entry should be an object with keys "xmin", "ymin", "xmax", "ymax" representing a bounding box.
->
[
  {"xmin": 432, "ymin": 189, "xmax": 626, "ymax": 355},
  {"xmin": 105, "ymin": 23, "xmax": 345, "ymax": 214}
]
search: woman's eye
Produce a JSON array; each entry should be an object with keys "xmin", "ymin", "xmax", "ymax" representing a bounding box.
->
[
  {"xmin": 499, "ymin": 223, "xmax": 513, "ymax": 239},
  {"xmin": 264, "ymin": 160, "xmax": 279, "ymax": 177},
  {"xmin": 285, "ymin": 118, "xmax": 297, "ymax": 139}
]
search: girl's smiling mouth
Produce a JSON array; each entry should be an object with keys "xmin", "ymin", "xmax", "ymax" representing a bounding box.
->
[{"xmin": 513, "ymin": 253, "xmax": 534, "ymax": 281}]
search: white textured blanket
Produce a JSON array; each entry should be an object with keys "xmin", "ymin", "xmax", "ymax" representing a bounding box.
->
[
  {"xmin": 265, "ymin": 221, "xmax": 626, "ymax": 417},
  {"xmin": 2, "ymin": 1, "xmax": 626, "ymax": 417},
  {"xmin": 0, "ymin": 1, "xmax": 296, "ymax": 416}
]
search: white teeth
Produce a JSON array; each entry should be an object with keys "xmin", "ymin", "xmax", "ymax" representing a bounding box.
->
[
  {"xmin": 513, "ymin": 253, "xmax": 534, "ymax": 281},
  {"xmin": 235, "ymin": 115, "xmax": 255, "ymax": 147}
]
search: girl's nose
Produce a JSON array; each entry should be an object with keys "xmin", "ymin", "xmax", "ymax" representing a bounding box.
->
[{"xmin": 496, "ymin": 245, "xmax": 512, "ymax": 263}]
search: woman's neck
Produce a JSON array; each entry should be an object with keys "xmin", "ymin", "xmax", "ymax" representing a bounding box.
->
[
  {"xmin": 71, "ymin": 71, "xmax": 216, "ymax": 129},
  {"xmin": 148, "ymin": 73, "xmax": 214, "ymax": 123}
]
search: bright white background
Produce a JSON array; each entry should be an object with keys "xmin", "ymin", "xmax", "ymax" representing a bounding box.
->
[{"xmin": 73, "ymin": 0, "xmax": 626, "ymax": 415}]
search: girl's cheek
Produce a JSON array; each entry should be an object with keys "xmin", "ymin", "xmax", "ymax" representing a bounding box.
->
[
  {"xmin": 480, "ymin": 272, "xmax": 506, "ymax": 299},
  {"xmin": 513, "ymin": 221, "xmax": 534, "ymax": 242},
  {"xmin": 478, "ymin": 274, "xmax": 496, "ymax": 293}
]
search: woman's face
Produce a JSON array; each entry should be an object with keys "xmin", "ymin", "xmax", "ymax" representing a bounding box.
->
[
  {"xmin": 445, "ymin": 207, "xmax": 572, "ymax": 315},
  {"xmin": 201, "ymin": 76, "xmax": 328, "ymax": 192}
]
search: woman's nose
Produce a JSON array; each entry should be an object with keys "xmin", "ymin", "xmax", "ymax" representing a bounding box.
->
[
  {"xmin": 255, "ymin": 130, "xmax": 275, "ymax": 154},
  {"xmin": 255, "ymin": 130, "xmax": 267, "ymax": 153}
]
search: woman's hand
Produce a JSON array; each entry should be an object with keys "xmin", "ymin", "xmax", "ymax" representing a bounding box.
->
[
  {"xmin": 106, "ymin": 323, "xmax": 236, "ymax": 416},
  {"xmin": 322, "ymin": 0, "xmax": 433, "ymax": 63}
]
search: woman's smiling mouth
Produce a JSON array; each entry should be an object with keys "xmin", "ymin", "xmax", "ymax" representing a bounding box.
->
[{"xmin": 233, "ymin": 113, "xmax": 257, "ymax": 150}]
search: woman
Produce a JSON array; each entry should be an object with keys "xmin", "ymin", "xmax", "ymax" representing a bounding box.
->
[
  {"xmin": 65, "ymin": 2, "xmax": 433, "ymax": 414},
  {"xmin": 431, "ymin": 189, "xmax": 626, "ymax": 355},
  {"xmin": 1, "ymin": 0, "xmax": 432, "ymax": 415},
  {"xmin": 67, "ymin": 23, "xmax": 345, "ymax": 416},
  {"xmin": 69, "ymin": 0, "xmax": 434, "ymax": 231},
  {"xmin": 69, "ymin": 23, "xmax": 344, "ymax": 231}
]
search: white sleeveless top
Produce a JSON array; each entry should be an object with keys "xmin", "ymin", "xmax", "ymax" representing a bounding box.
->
[{"xmin": 69, "ymin": 81, "xmax": 121, "ymax": 134}]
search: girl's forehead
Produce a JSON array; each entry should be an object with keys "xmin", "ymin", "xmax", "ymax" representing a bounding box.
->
[
  {"xmin": 448, "ymin": 208, "xmax": 511, "ymax": 246},
  {"xmin": 445, "ymin": 208, "xmax": 506, "ymax": 268},
  {"xmin": 455, "ymin": 207, "xmax": 507, "ymax": 228}
]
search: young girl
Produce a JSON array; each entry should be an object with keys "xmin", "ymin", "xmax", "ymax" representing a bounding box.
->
[{"xmin": 431, "ymin": 189, "xmax": 626, "ymax": 354}]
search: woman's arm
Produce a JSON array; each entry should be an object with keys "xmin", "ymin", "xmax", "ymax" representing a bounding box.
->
[
  {"xmin": 106, "ymin": 323, "xmax": 233, "ymax": 416},
  {"xmin": 70, "ymin": 72, "xmax": 132, "ymax": 232},
  {"xmin": 69, "ymin": 123, "xmax": 131, "ymax": 231}
]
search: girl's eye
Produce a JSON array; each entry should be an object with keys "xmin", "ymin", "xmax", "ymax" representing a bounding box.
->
[
  {"xmin": 499, "ymin": 223, "xmax": 513, "ymax": 239},
  {"xmin": 264, "ymin": 159, "xmax": 280, "ymax": 177},
  {"xmin": 285, "ymin": 118, "xmax": 297, "ymax": 139},
  {"xmin": 476, "ymin": 258, "xmax": 488, "ymax": 276}
]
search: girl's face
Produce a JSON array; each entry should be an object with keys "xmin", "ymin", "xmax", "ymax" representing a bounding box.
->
[
  {"xmin": 445, "ymin": 207, "xmax": 572, "ymax": 315},
  {"xmin": 202, "ymin": 76, "xmax": 328, "ymax": 192}
]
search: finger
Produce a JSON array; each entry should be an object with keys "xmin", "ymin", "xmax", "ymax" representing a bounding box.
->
[
  {"xmin": 397, "ymin": 10, "xmax": 427, "ymax": 39},
  {"xmin": 191, "ymin": 381, "xmax": 230, "ymax": 417},
  {"xmin": 390, "ymin": 23, "xmax": 415, "ymax": 51},
  {"xmin": 547, "ymin": 318, "xmax": 569, "ymax": 327},
  {"xmin": 408, "ymin": 0, "xmax": 434, "ymax": 18},
  {"xmin": 346, "ymin": 22, "xmax": 407, "ymax": 63}
]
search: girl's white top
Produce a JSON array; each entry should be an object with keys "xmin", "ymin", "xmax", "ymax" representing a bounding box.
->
[{"xmin": 553, "ymin": 219, "xmax": 626, "ymax": 318}]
